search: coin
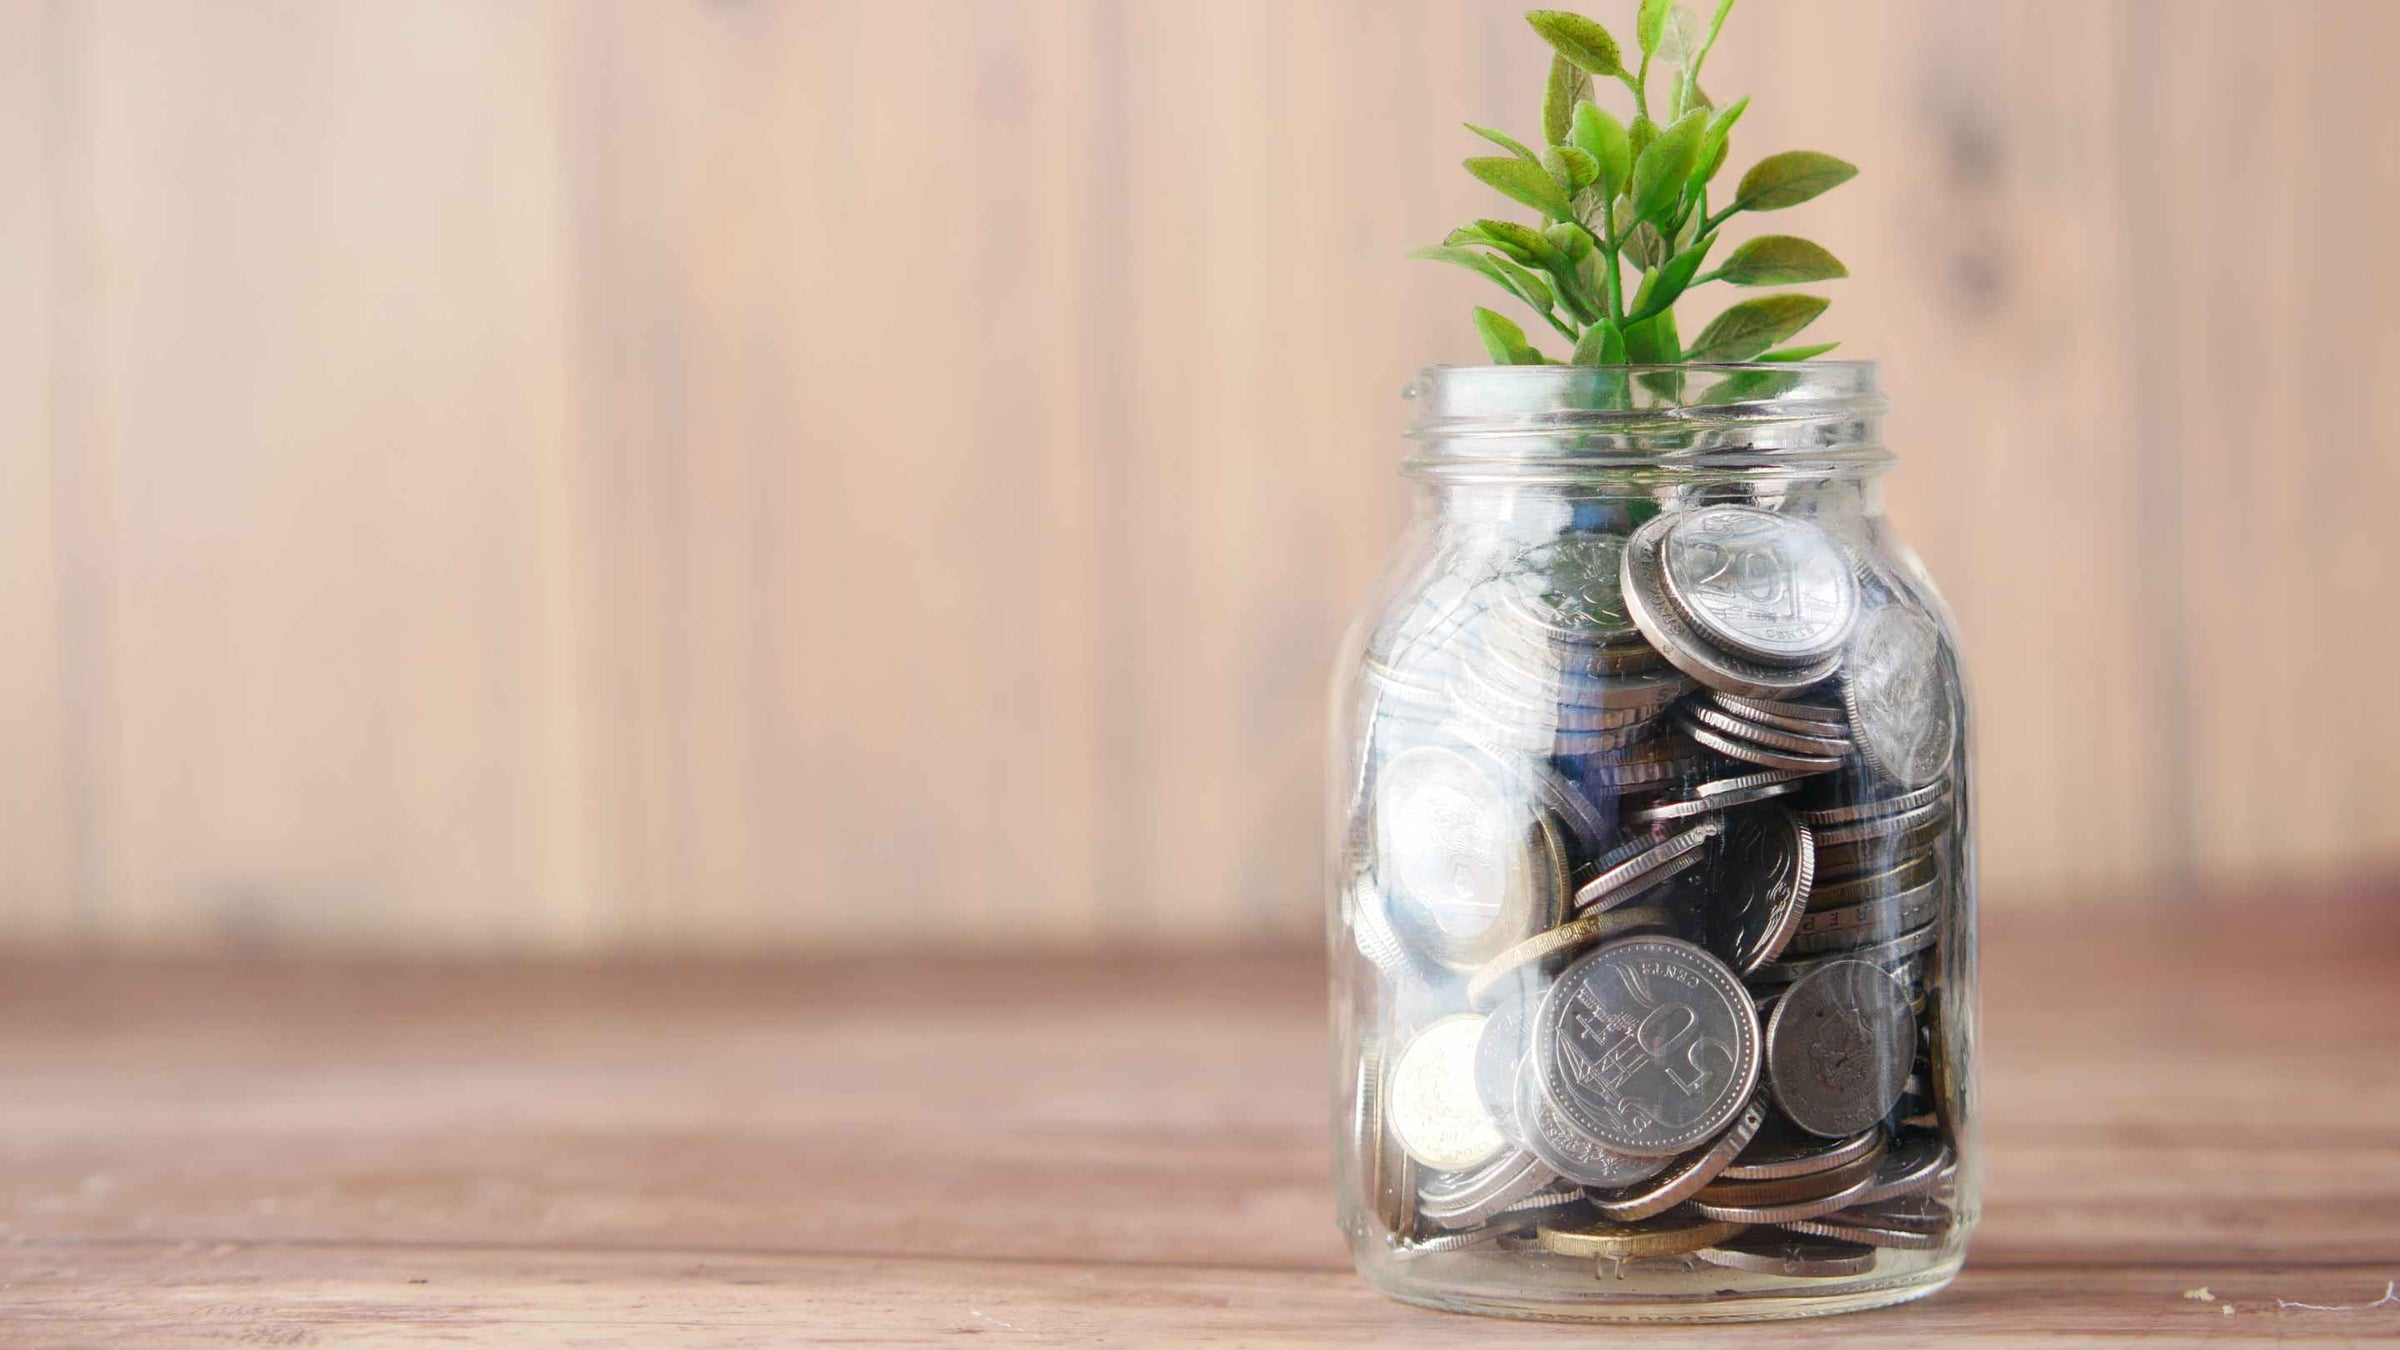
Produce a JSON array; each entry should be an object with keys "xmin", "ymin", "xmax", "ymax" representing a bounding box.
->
[
  {"xmin": 1753, "ymin": 923, "xmax": 1937, "ymax": 986},
  {"xmin": 1841, "ymin": 605, "xmax": 1956, "ymax": 789},
  {"xmin": 1809, "ymin": 794, "xmax": 1950, "ymax": 849},
  {"xmin": 1419, "ymin": 1148, "xmax": 1557, "ymax": 1228},
  {"xmin": 1349, "ymin": 873, "xmax": 1420, "ymax": 983},
  {"xmin": 1805, "ymin": 850, "xmax": 1938, "ymax": 910},
  {"xmin": 1621, "ymin": 514, "xmax": 1845, "ymax": 697},
  {"xmin": 1709, "ymin": 692, "xmax": 1852, "ymax": 736},
  {"xmin": 1658, "ymin": 506, "xmax": 1860, "ymax": 666},
  {"xmin": 1722, "ymin": 1123, "xmax": 1883, "ymax": 1182},
  {"xmin": 1846, "ymin": 1135, "xmax": 1957, "ymax": 1207},
  {"xmin": 1783, "ymin": 877, "xmax": 1940, "ymax": 956},
  {"xmin": 1537, "ymin": 1212, "xmax": 1749, "ymax": 1260},
  {"xmin": 1464, "ymin": 901, "xmax": 1674, "ymax": 1010},
  {"xmin": 1574, "ymin": 818, "xmax": 1722, "ymax": 913},
  {"xmin": 1796, "ymin": 780, "xmax": 1948, "ymax": 828},
  {"xmin": 1472, "ymin": 989, "xmax": 1534, "ymax": 1143},
  {"xmin": 1357, "ymin": 1038, "xmax": 1418, "ymax": 1238},
  {"xmin": 1696, "ymin": 1230, "xmax": 1880, "ymax": 1277},
  {"xmin": 1715, "ymin": 693, "xmax": 1848, "ymax": 727},
  {"xmin": 1690, "ymin": 806, "xmax": 1816, "ymax": 975},
  {"xmin": 1693, "ymin": 1139, "xmax": 1884, "ymax": 1206},
  {"xmin": 1560, "ymin": 735, "xmax": 1707, "ymax": 789},
  {"xmin": 1589, "ymin": 1094, "xmax": 1769, "ymax": 1221},
  {"xmin": 1683, "ymin": 719, "xmax": 1846, "ymax": 775},
  {"xmin": 1683, "ymin": 701, "xmax": 1856, "ymax": 757},
  {"xmin": 1392, "ymin": 1226, "xmax": 1506, "ymax": 1256},
  {"xmin": 1685, "ymin": 1167, "xmax": 1879, "ymax": 1223},
  {"xmin": 1388, "ymin": 1015, "xmax": 1509, "ymax": 1171},
  {"xmin": 1534, "ymin": 937, "xmax": 1761, "ymax": 1157},
  {"xmin": 1765, "ymin": 960, "xmax": 1916, "ymax": 1137},
  {"xmin": 1513, "ymin": 1052, "xmax": 1674, "ymax": 1188},
  {"xmin": 1375, "ymin": 744, "xmax": 1543, "ymax": 969},
  {"xmin": 1502, "ymin": 533, "xmax": 1644, "ymax": 643},
  {"xmin": 1778, "ymin": 1209, "xmax": 1946, "ymax": 1250},
  {"xmin": 1625, "ymin": 769, "xmax": 1808, "ymax": 825}
]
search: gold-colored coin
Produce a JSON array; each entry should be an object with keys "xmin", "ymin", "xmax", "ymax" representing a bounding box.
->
[
  {"xmin": 1464, "ymin": 903, "xmax": 1671, "ymax": 1010},
  {"xmin": 1537, "ymin": 1213, "xmax": 1749, "ymax": 1260}
]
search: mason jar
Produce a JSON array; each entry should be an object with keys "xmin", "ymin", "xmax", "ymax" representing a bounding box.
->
[{"xmin": 1329, "ymin": 362, "xmax": 1976, "ymax": 1321}]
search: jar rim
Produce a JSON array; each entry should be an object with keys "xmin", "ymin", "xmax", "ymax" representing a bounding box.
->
[{"xmin": 1403, "ymin": 361, "xmax": 1890, "ymax": 480}]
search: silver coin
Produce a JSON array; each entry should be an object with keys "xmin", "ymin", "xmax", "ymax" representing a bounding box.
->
[
  {"xmin": 1419, "ymin": 1148, "xmax": 1557, "ymax": 1228},
  {"xmin": 1778, "ymin": 1210, "xmax": 1945, "ymax": 1250},
  {"xmin": 1693, "ymin": 806, "xmax": 1816, "ymax": 974},
  {"xmin": 1765, "ymin": 960, "xmax": 1917, "ymax": 1137},
  {"xmin": 1784, "ymin": 877, "xmax": 1941, "ymax": 955},
  {"xmin": 1349, "ymin": 873, "xmax": 1420, "ymax": 983},
  {"xmin": 1472, "ymin": 990, "xmax": 1534, "ymax": 1143},
  {"xmin": 1589, "ymin": 1094, "xmax": 1769, "ymax": 1221},
  {"xmin": 1722, "ymin": 1123, "xmax": 1883, "ymax": 1182},
  {"xmin": 1391, "ymin": 1225, "xmax": 1506, "ymax": 1256},
  {"xmin": 1388, "ymin": 1014, "xmax": 1510, "ymax": 1171},
  {"xmin": 1805, "ymin": 849, "xmax": 1938, "ymax": 907},
  {"xmin": 1686, "ymin": 1166, "xmax": 1880, "ymax": 1224},
  {"xmin": 1846, "ymin": 1135, "xmax": 1957, "ymax": 1207},
  {"xmin": 1562, "ymin": 737, "xmax": 1706, "ymax": 789},
  {"xmin": 1683, "ymin": 700, "xmax": 1855, "ymax": 757},
  {"xmin": 1796, "ymin": 780, "xmax": 1948, "ymax": 828},
  {"xmin": 1840, "ymin": 605, "xmax": 1956, "ymax": 789},
  {"xmin": 1513, "ymin": 1051, "xmax": 1673, "ymax": 1188},
  {"xmin": 1621, "ymin": 515, "xmax": 1844, "ymax": 696},
  {"xmin": 1573, "ymin": 818, "xmax": 1722, "ymax": 913},
  {"xmin": 1809, "ymin": 794, "xmax": 1950, "ymax": 848},
  {"xmin": 1683, "ymin": 718, "xmax": 1846, "ymax": 775},
  {"xmin": 1374, "ymin": 745, "xmax": 1540, "ymax": 968},
  {"xmin": 1709, "ymin": 692, "xmax": 1852, "ymax": 737},
  {"xmin": 1470, "ymin": 631, "xmax": 1695, "ymax": 710},
  {"xmin": 1625, "ymin": 773, "xmax": 1806, "ymax": 825},
  {"xmin": 1659, "ymin": 506, "xmax": 1860, "ymax": 666},
  {"xmin": 1534, "ymin": 936, "xmax": 1761, "ymax": 1157},
  {"xmin": 1501, "ymin": 533, "xmax": 1644, "ymax": 643},
  {"xmin": 1697, "ymin": 1230, "xmax": 1880, "ymax": 1277},
  {"xmin": 1715, "ymin": 693, "xmax": 1848, "ymax": 727}
]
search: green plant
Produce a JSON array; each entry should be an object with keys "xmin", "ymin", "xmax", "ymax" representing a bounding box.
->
[{"xmin": 1415, "ymin": 2, "xmax": 1856, "ymax": 367}]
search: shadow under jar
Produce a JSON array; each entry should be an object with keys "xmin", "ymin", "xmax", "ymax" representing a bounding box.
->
[{"xmin": 1329, "ymin": 363, "xmax": 1977, "ymax": 1323}]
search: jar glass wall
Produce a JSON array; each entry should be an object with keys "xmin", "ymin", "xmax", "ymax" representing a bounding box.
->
[{"xmin": 1329, "ymin": 363, "xmax": 1977, "ymax": 1322}]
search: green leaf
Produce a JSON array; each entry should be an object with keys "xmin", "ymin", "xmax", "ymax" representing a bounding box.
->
[
  {"xmin": 1685, "ymin": 293, "xmax": 1830, "ymax": 361},
  {"xmin": 1466, "ymin": 155, "xmax": 1576, "ymax": 220},
  {"xmin": 1472, "ymin": 307, "xmax": 1546, "ymax": 364},
  {"xmin": 1465, "ymin": 122, "xmax": 1539, "ymax": 163},
  {"xmin": 1758, "ymin": 341, "xmax": 1840, "ymax": 361},
  {"xmin": 1545, "ymin": 145, "xmax": 1600, "ymax": 194},
  {"xmin": 1654, "ymin": 4, "xmax": 1704, "ymax": 65},
  {"xmin": 1628, "ymin": 113, "xmax": 1659, "ymax": 162},
  {"xmin": 1716, "ymin": 235, "xmax": 1848, "ymax": 285},
  {"xmin": 1525, "ymin": 10, "xmax": 1623, "ymax": 77},
  {"xmin": 1693, "ymin": 94, "xmax": 1749, "ymax": 188},
  {"xmin": 1543, "ymin": 54, "xmax": 1591, "ymax": 146},
  {"xmin": 1569, "ymin": 101, "xmax": 1631, "ymax": 197},
  {"xmin": 1637, "ymin": 0, "xmax": 1672, "ymax": 54},
  {"xmin": 1696, "ymin": 367, "xmax": 1805, "ymax": 404},
  {"xmin": 1623, "ymin": 310, "xmax": 1678, "ymax": 364},
  {"xmin": 1411, "ymin": 245, "xmax": 1555, "ymax": 314},
  {"xmin": 1732, "ymin": 151, "xmax": 1859, "ymax": 212},
  {"xmin": 1571, "ymin": 320, "xmax": 1627, "ymax": 365},
  {"xmin": 1544, "ymin": 222, "xmax": 1595, "ymax": 264},
  {"xmin": 1623, "ymin": 221, "xmax": 1666, "ymax": 271},
  {"xmin": 1471, "ymin": 218, "xmax": 1558, "ymax": 266},
  {"xmin": 1628, "ymin": 109, "xmax": 1708, "ymax": 226},
  {"xmin": 1625, "ymin": 233, "xmax": 1716, "ymax": 324}
]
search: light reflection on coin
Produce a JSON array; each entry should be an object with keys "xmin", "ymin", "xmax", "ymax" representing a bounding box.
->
[
  {"xmin": 1841, "ymin": 606, "xmax": 1956, "ymax": 789},
  {"xmin": 1389, "ymin": 1015, "xmax": 1509, "ymax": 1172},
  {"xmin": 1660, "ymin": 506, "xmax": 1860, "ymax": 666},
  {"xmin": 1375, "ymin": 744, "xmax": 1538, "ymax": 968}
]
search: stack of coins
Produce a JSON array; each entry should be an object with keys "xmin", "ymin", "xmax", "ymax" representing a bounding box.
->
[{"xmin": 1348, "ymin": 504, "xmax": 1964, "ymax": 1279}]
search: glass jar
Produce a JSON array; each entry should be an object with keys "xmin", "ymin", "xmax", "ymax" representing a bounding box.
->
[{"xmin": 1328, "ymin": 363, "xmax": 1976, "ymax": 1322}]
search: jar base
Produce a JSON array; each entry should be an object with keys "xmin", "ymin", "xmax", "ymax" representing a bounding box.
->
[{"xmin": 1359, "ymin": 1251, "xmax": 1964, "ymax": 1324}]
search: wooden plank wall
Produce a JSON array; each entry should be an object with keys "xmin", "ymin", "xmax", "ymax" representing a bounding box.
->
[{"xmin": 4, "ymin": 0, "xmax": 2395, "ymax": 952}]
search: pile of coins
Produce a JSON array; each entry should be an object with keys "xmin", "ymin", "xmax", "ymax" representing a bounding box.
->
[{"xmin": 1347, "ymin": 503, "xmax": 1965, "ymax": 1283}]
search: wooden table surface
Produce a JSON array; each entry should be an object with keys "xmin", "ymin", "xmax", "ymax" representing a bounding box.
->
[{"xmin": 5, "ymin": 899, "xmax": 2399, "ymax": 1347}]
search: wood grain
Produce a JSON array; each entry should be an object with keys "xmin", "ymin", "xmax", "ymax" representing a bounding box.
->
[
  {"xmin": 1, "ymin": 901, "xmax": 2396, "ymax": 1345},
  {"xmin": 9, "ymin": 1, "xmax": 2400, "ymax": 951}
]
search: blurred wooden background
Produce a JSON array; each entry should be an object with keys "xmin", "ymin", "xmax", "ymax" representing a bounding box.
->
[{"xmin": 4, "ymin": 0, "xmax": 2396, "ymax": 953}]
